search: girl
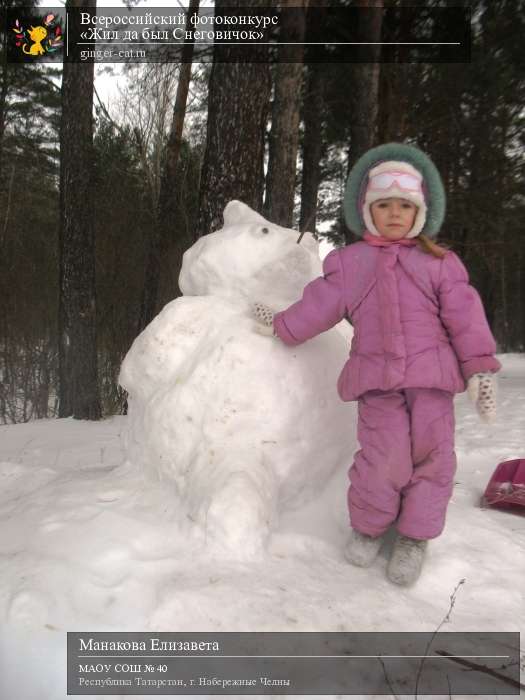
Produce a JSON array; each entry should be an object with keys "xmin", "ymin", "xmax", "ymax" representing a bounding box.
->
[{"xmin": 252, "ymin": 142, "xmax": 500, "ymax": 586}]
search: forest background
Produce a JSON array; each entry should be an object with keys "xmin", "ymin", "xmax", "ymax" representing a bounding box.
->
[{"xmin": 0, "ymin": 0, "xmax": 523, "ymax": 424}]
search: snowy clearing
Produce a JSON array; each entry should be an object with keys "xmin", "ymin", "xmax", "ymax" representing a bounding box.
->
[{"xmin": 0, "ymin": 354, "xmax": 523, "ymax": 700}]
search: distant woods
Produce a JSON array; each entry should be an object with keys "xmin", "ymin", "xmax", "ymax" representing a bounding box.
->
[{"xmin": 0, "ymin": 0, "xmax": 523, "ymax": 422}]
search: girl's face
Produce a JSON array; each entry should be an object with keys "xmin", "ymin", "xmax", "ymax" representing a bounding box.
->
[{"xmin": 370, "ymin": 198, "xmax": 418, "ymax": 240}]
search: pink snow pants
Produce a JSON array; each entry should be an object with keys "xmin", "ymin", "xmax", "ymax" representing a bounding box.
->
[{"xmin": 348, "ymin": 388, "xmax": 456, "ymax": 540}]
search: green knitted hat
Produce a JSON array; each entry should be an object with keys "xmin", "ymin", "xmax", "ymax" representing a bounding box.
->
[{"xmin": 343, "ymin": 142, "xmax": 446, "ymax": 239}]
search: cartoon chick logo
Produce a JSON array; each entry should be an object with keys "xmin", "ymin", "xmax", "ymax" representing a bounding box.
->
[{"xmin": 12, "ymin": 14, "xmax": 63, "ymax": 57}]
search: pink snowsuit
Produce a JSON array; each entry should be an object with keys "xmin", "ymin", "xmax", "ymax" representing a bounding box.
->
[{"xmin": 273, "ymin": 241, "xmax": 500, "ymax": 539}]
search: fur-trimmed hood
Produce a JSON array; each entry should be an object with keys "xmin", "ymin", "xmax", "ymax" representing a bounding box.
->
[{"xmin": 344, "ymin": 143, "xmax": 446, "ymax": 239}]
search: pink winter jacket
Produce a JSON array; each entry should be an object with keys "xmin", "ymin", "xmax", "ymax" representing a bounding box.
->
[{"xmin": 273, "ymin": 241, "xmax": 501, "ymax": 402}]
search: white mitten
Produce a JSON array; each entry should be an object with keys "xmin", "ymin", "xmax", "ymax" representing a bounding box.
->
[
  {"xmin": 467, "ymin": 372, "xmax": 497, "ymax": 423},
  {"xmin": 251, "ymin": 302, "xmax": 276, "ymax": 337}
]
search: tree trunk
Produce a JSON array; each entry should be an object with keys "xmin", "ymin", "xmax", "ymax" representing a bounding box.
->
[
  {"xmin": 264, "ymin": 1, "xmax": 308, "ymax": 228},
  {"xmin": 137, "ymin": 0, "xmax": 200, "ymax": 332},
  {"xmin": 0, "ymin": 34, "xmax": 8, "ymax": 183},
  {"xmin": 299, "ymin": 61, "xmax": 325, "ymax": 235},
  {"xmin": 377, "ymin": 5, "xmax": 412, "ymax": 144},
  {"xmin": 343, "ymin": 0, "xmax": 383, "ymax": 244},
  {"xmin": 58, "ymin": 0, "xmax": 101, "ymax": 420},
  {"xmin": 347, "ymin": 0, "xmax": 383, "ymax": 173},
  {"xmin": 377, "ymin": 64, "xmax": 410, "ymax": 143},
  {"xmin": 196, "ymin": 0, "xmax": 271, "ymax": 237}
]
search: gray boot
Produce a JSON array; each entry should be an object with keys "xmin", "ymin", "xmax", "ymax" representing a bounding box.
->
[
  {"xmin": 345, "ymin": 529, "xmax": 384, "ymax": 568},
  {"xmin": 387, "ymin": 535, "xmax": 428, "ymax": 586}
]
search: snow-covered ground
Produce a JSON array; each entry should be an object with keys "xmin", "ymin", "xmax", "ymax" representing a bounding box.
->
[{"xmin": 0, "ymin": 354, "xmax": 524, "ymax": 700}]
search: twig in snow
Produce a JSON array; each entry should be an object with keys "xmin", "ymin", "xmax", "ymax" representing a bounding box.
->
[
  {"xmin": 414, "ymin": 577, "xmax": 466, "ymax": 699},
  {"xmin": 377, "ymin": 656, "xmax": 400, "ymax": 700},
  {"xmin": 434, "ymin": 650, "xmax": 524, "ymax": 691}
]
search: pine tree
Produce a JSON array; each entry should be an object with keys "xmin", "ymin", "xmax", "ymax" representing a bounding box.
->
[
  {"xmin": 264, "ymin": 2, "xmax": 308, "ymax": 228},
  {"xmin": 58, "ymin": 0, "xmax": 101, "ymax": 420},
  {"xmin": 196, "ymin": 0, "xmax": 271, "ymax": 237},
  {"xmin": 0, "ymin": 1, "xmax": 62, "ymax": 422}
]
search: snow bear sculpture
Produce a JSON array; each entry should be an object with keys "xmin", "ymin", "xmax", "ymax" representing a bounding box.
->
[{"xmin": 119, "ymin": 201, "xmax": 355, "ymax": 558}]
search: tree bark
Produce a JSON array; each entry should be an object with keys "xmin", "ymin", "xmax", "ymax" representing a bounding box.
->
[
  {"xmin": 299, "ymin": 61, "xmax": 325, "ymax": 234},
  {"xmin": 347, "ymin": 0, "xmax": 383, "ymax": 172},
  {"xmin": 377, "ymin": 5, "xmax": 411, "ymax": 144},
  {"xmin": 377, "ymin": 64, "xmax": 410, "ymax": 143},
  {"xmin": 264, "ymin": 1, "xmax": 308, "ymax": 227},
  {"xmin": 343, "ymin": 0, "xmax": 383, "ymax": 243},
  {"xmin": 0, "ymin": 33, "xmax": 8, "ymax": 183},
  {"xmin": 196, "ymin": 0, "xmax": 271, "ymax": 237},
  {"xmin": 137, "ymin": 0, "xmax": 199, "ymax": 332},
  {"xmin": 58, "ymin": 0, "xmax": 101, "ymax": 419}
]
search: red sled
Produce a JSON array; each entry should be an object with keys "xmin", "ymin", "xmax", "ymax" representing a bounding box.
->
[{"xmin": 481, "ymin": 459, "xmax": 525, "ymax": 513}]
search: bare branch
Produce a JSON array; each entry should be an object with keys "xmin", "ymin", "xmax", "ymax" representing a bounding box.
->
[{"xmin": 414, "ymin": 578, "xmax": 466, "ymax": 699}]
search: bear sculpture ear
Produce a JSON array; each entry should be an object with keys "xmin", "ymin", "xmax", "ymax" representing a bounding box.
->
[
  {"xmin": 222, "ymin": 200, "xmax": 245, "ymax": 227},
  {"xmin": 223, "ymin": 200, "xmax": 268, "ymax": 228}
]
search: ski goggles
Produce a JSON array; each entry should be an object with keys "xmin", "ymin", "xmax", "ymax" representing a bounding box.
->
[{"xmin": 368, "ymin": 170, "xmax": 423, "ymax": 193}]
